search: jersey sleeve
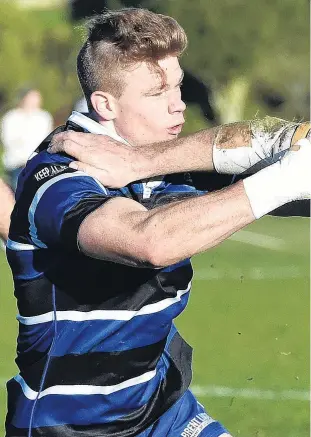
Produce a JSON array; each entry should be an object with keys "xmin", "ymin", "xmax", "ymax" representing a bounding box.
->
[{"xmin": 28, "ymin": 168, "xmax": 115, "ymax": 251}]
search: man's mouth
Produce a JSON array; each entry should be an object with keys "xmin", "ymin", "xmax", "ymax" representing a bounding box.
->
[{"xmin": 167, "ymin": 123, "xmax": 184, "ymax": 135}]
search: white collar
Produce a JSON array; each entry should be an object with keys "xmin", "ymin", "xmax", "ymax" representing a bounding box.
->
[{"xmin": 68, "ymin": 111, "xmax": 129, "ymax": 145}]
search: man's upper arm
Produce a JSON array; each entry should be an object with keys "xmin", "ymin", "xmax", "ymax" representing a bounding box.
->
[
  {"xmin": 31, "ymin": 168, "xmax": 151, "ymax": 266},
  {"xmin": 77, "ymin": 196, "xmax": 151, "ymax": 267}
]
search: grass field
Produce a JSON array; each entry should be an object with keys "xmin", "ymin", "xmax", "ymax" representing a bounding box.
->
[{"xmin": 0, "ymin": 216, "xmax": 309, "ymax": 436}]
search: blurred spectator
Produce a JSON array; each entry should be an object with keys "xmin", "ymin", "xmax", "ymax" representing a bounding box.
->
[
  {"xmin": 1, "ymin": 89, "xmax": 53, "ymax": 191},
  {"xmin": 0, "ymin": 178, "xmax": 14, "ymax": 243}
]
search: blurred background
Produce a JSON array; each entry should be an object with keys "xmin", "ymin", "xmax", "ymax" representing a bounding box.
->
[{"xmin": 0, "ymin": 0, "xmax": 309, "ymax": 436}]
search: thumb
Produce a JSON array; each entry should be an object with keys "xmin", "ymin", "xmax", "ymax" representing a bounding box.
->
[{"xmin": 69, "ymin": 161, "xmax": 109, "ymax": 184}]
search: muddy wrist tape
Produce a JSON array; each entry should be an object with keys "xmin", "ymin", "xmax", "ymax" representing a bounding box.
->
[{"xmin": 212, "ymin": 117, "xmax": 310, "ymax": 174}]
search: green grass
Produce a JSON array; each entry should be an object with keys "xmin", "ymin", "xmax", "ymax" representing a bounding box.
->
[{"xmin": 0, "ymin": 216, "xmax": 309, "ymax": 436}]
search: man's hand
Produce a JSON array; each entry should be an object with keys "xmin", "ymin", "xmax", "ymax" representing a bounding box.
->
[{"xmin": 48, "ymin": 131, "xmax": 146, "ymax": 188}]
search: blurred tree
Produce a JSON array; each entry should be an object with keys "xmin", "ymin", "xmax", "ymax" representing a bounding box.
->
[
  {"xmin": 159, "ymin": 0, "xmax": 309, "ymax": 122},
  {"xmin": 1, "ymin": 0, "xmax": 308, "ymax": 127},
  {"xmin": 68, "ymin": 0, "xmax": 309, "ymax": 124},
  {"xmin": 0, "ymin": 2, "xmax": 81, "ymax": 116}
]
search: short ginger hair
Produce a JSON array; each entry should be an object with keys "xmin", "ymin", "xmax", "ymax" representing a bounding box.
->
[{"xmin": 77, "ymin": 8, "xmax": 187, "ymax": 110}]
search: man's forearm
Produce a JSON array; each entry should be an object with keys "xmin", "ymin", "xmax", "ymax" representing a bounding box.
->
[
  {"xmin": 137, "ymin": 127, "xmax": 217, "ymax": 178},
  {"xmin": 0, "ymin": 179, "xmax": 14, "ymax": 241},
  {"xmin": 138, "ymin": 117, "xmax": 310, "ymax": 179},
  {"xmin": 49, "ymin": 116, "xmax": 310, "ymax": 189},
  {"xmin": 140, "ymin": 181, "xmax": 255, "ymax": 266}
]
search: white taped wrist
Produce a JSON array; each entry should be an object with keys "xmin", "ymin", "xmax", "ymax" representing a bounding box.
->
[{"xmin": 243, "ymin": 162, "xmax": 293, "ymax": 219}]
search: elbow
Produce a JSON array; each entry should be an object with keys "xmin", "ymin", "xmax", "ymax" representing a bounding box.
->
[
  {"xmin": 143, "ymin": 241, "xmax": 170, "ymax": 269},
  {"xmin": 137, "ymin": 219, "xmax": 173, "ymax": 268}
]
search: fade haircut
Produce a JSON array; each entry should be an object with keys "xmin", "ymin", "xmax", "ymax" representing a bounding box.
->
[{"xmin": 77, "ymin": 8, "xmax": 188, "ymax": 110}]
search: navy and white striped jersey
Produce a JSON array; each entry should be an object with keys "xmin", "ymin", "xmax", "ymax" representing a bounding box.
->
[{"xmin": 5, "ymin": 113, "xmax": 207, "ymax": 437}]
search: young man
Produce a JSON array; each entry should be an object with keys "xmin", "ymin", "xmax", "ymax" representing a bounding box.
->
[
  {"xmin": 6, "ymin": 8, "xmax": 310, "ymax": 437},
  {"xmin": 0, "ymin": 178, "xmax": 14, "ymax": 242}
]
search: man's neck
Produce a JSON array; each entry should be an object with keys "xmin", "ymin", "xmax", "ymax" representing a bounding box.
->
[{"xmin": 89, "ymin": 111, "xmax": 125, "ymax": 143}]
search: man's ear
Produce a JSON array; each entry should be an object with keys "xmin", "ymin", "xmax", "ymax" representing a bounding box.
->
[{"xmin": 91, "ymin": 91, "xmax": 117, "ymax": 121}]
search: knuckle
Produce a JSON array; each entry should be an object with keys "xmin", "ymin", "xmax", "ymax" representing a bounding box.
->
[
  {"xmin": 63, "ymin": 139, "xmax": 70, "ymax": 148},
  {"xmin": 65, "ymin": 130, "xmax": 74, "ymax": 140}
]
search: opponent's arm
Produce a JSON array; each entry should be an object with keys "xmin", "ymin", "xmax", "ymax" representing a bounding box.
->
[
  {"xmin": 48, "ymin": 117, "xmax": 310, "ymax": 187},
  {"xmin": 134, "ymin": 117, "xmax": 310, "ymax": 176},
  {"xmin": 0, "ymin": 178, "xmax": 14, "ymax": 242},
  {"xmin": 78, "ymin": 140, "xmax": 310, "ymax": 267}
]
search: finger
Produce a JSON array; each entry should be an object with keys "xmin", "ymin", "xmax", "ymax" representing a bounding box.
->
[
  {"xmin": 48, "ymin": 139, "xmax": 86, "ymax": 158},
  {"xmin": 49, "ymin": 131, "xmax": 91, "ymax": 148},
  {"xmin": 48, "ymin": 131, "xmax": 127, "ymax": 161},
  {"xmin": 69, "ymin": 161, "xmax": 111, "ymax": 186},
  {"xmin": 48, "ymin": 132, "xmax": 67, "ymax": 152},
  {"xmin": 49, "ymin": 134, "xmax": 91, "ymax": 162},
  {"xmin": 54, "ymin": 131, "xmax": 124, "ymax": 149}
]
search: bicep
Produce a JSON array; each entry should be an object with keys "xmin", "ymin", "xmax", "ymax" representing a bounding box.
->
[{"xmin": 77, "ymin": 196, "xmax": 152, "ymax": 267}]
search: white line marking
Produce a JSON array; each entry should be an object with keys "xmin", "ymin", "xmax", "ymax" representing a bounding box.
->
[
  {"xmin": 191, "ymin": 385, "xmax": 309, "ymax": 401},
  {"xmin": 1, "ymin": 378, "xmax": 308, "ymax": 401},
  {"xmin": 229, "ymin": 230, "xmax": 287, "ymax": 251},
  {"xmin": 195, "ymin": 266, "xmax": 307, "ymax": 280}
]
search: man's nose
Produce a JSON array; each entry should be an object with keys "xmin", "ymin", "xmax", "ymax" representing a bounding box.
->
[{"xmin": 169, "ymin": 92, "xmax": 186, "ymax": 114}]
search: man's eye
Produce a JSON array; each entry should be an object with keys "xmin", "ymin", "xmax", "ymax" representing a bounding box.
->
[{"xmin": 151, "ymin": 90, "xmax": 165, "ymax": 97}]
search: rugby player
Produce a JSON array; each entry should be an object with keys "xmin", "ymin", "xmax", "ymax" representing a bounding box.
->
[
  {"xmin": 6, "ymin": 8, "xmax": 310, "ymax": 437},
  {"xmin": 0, "ymin": 178, "xmax": 14, "ymax": 242}
]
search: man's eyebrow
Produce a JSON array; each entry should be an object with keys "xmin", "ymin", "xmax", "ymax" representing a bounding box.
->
[
  {"xmin": 143, "ymin": 70, "xmax": 185, "ymax": 96},
  {"xmin": 143, "ymin": 84, "xmax": 165, "ymax": 96}
]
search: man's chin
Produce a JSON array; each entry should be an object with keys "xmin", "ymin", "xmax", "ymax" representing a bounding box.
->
[
  {"xmin": 135, "ymin": 133, "xmax": 180, "ymax": 147},
  {"xmin": 167, "ymin": 133, "xmax": 180, "ymax": 140}
]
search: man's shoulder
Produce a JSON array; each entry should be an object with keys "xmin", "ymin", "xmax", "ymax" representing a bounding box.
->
[
  {"xmin": 17, "ymin": 151, "xmax": 123, "ymax": 203},
  {"xmin": 24, "ymin": 150, "xmax": 70, "ymax": 179},
  {"xmin": 14, "ymin": 152, "xmax": 71, "ymax": 201}
]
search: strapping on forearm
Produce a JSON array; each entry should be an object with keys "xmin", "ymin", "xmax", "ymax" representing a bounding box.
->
[{"xmin": 212, "ymin": 116, "xmax": 310, "ymax": 174}]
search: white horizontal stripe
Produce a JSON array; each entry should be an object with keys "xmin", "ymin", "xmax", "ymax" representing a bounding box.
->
[
  {"xmin": 28, "ymin": 171, "xmax": 86, "ymax": 248},
  {"xmin": 2, "ymin": 377, "xmax": 308, "ymax": 402},
  {"xmin": 6, "ymin": 239, "xmax": 39, "ymax": 251},
  {"xmin": 191, "ymin": 385, "xmax": 309, "ymax": 401},
  {"xmin": 15, "ymin": 369, "xmax": 157, "ymax": 400},
  {"xmin": 17, "ymin": 282, "xmax": 192, "ymax": 325}
]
